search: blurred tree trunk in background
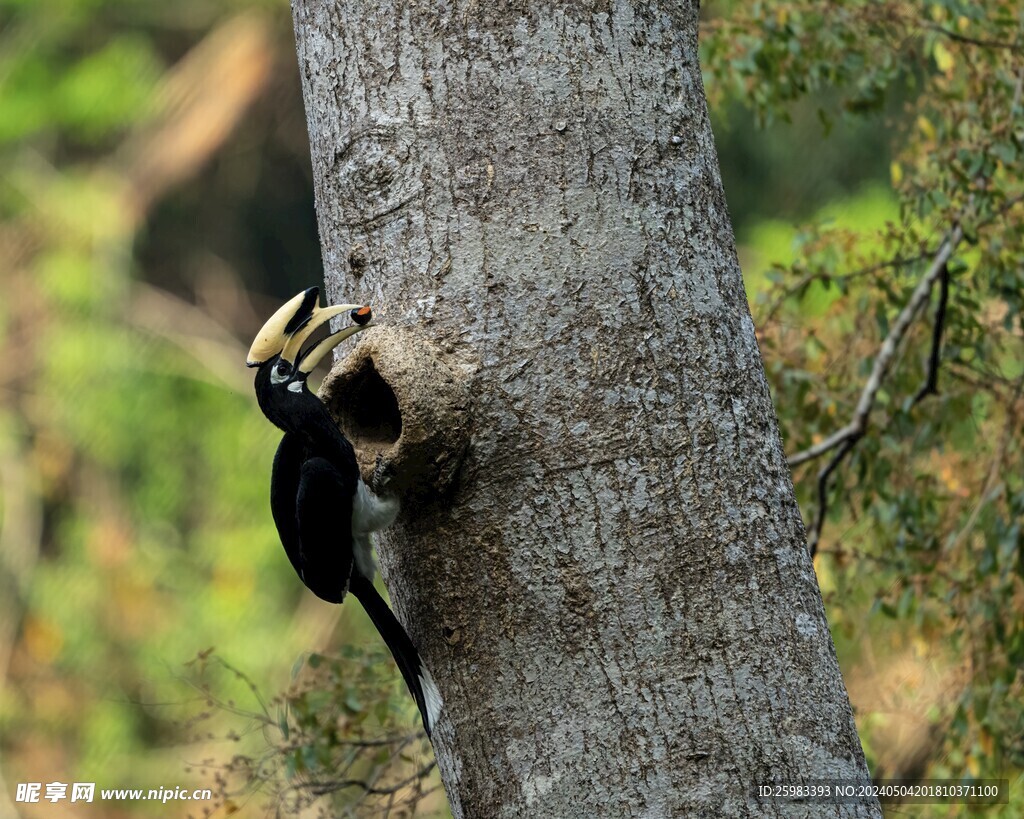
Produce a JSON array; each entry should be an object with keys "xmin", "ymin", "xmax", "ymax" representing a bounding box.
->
[{"xmin": 291, "ymin": 1, "xmax": 879, "ymax": 815}]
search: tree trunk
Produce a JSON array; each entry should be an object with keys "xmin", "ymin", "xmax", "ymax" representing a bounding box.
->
[{"xmin": 290, "ymin": 1, "xmax": 879, "ymax": 816}]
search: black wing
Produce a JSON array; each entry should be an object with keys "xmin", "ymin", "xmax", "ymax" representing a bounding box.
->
[
  {"xmin": 294, "ymin": 456, "xmax": 356, "ymax": 604},
  {"xmin": 271, "ymin": 437, "xmax": 440, "ymax": 734},
  {"xmin": 270, "ymin": 433, "xmax": 306, "ymax": 582}
]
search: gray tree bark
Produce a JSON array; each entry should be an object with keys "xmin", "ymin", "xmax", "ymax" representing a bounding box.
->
[{"xmin": 290, "ymin": 1, "xmax": 880, "ymax": 816}]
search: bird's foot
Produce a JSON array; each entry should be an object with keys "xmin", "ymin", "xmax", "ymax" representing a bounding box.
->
[{"xmin": 371, "ymin": 452, "xmax": 396, "ymax": 492}]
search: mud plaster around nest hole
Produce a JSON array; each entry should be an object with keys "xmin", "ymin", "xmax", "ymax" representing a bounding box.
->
[{"xmin": 319, "ymin": 327, "xmax": 472, "ymax": 498}]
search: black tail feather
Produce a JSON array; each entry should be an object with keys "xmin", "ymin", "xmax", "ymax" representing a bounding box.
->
[{"xmin": 349, "ymin": 574, "xmax": 440, "ymax": 737}]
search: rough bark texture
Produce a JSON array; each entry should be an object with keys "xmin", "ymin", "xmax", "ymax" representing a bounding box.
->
[{"xmin": 291, "ymin": 1, "xmax": 880, "ymax": 816}]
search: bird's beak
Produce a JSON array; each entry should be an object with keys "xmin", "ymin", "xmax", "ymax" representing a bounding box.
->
[
  {"xmin": 295, "ymin": 321, "xmax": 371, "ymax": 374},
  {"xmin": 246, "ymin": 288, "xmax": 371, "ymax": 369},
  {"xmin": 280, "ymin": 303, "xmax": 367, "ymax": 369},
  {"xmin": 247, "ymin": 287, "xmax": 320, "ymax": 367}
]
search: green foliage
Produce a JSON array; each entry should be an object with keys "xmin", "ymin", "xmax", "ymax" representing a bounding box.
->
[
  {"xmin": 0, "ymin": 17, "xmax": 163, "ymax": 146},
  {"xmin": 181, "ymin": 648, "xmax": 438, "ymax": 815},
  {"xmin": 705, "ymin": 0, "xmax": 1024, "ymax": 811}
]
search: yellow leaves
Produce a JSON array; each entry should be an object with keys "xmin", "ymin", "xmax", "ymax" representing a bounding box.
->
[
  {"xmin": 938, "ymin": 463, "xmax": 970, "ymax": 498},
  {"xmin": 929, "ymin": 450, "xmax": 972, "ymax": 499},
  {"xmin": 933, "ymin": 41, "xmax": 955, "ymax": 74},
  {"xmin": 33, "ymin": 430, "xmax": 75, "ymax": 495},
  {"xmin": 213, "ymin": 563, "xmax": 255, "ymax": 605},
  {"xmin": 917, "ymin": 115, "xmax": 937, "ymax": 142},
  {"xmin": 890, "ymin": 161, "xmax": 903, "ymax": 187},
  {"xmin": 111, "ymin": 577, "xmax": 161, "ymax": 638},
  {"xmin": 87, "ymin": 518, "xmax": 133, "ymax": 568},
  {"xmin": 23, "ymin": 616, "xmax": 64, "ymax": 665}
]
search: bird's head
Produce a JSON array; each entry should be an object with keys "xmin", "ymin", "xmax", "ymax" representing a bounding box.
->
[{"xmin": 247, "ymin": 287, "xmax": 372, "ymax": 429}]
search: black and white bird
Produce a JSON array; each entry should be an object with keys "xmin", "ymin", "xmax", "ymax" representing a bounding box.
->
[{"xmin": 246, "ymin": 287, "xmax": 441, "ymax": 737}]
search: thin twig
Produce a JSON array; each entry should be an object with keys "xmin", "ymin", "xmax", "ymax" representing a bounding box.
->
[
  {"xmin": 789, "ymin": 223, "xmax": 964, "ymax": 469},
  {"xmin": 294, "ymin": 761, "xmax": 436, "ymax": 798},
  {"xmin": 819, "ymin": 546, "xmax": 961, "ymax": 586},
  {"xmin": 948, "ymin": 361, "xmax": 1020, "ymax": 391},
  {"xmin": 922, "ymin": 22, "xmax": 1021, "ymax": 52},
  {"xmin": 945, "ymin": 374, "xmax": 1023, "ymax": 555},
  {"xmin": 807, "ymin": 435, "xmax": 860, "ymax": 557},
  {"xmin": 760, "ymin": 250, "xmax": 931, "ymax": 325},
  {"xmin": 912, "ymin": 260, "xmax": 950, "ymax": 406}
]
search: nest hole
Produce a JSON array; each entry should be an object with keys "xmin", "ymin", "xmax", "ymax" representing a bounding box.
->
[
  {"xmin": 320, "ymin": 326, "xmax": 471, "ymax": 498},
  {"xmin": 334, "ymin": 360, "xmax": 402, "ymax": 456}
]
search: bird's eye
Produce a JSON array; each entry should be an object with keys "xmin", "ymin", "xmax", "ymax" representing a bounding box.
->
[
  {"xmin": 351, "ymin": 306, "xmax": 372, "ymax": 326},
  {"xmin": 275, "ymin": 361, "xmax": 293, "ymax": 379}
]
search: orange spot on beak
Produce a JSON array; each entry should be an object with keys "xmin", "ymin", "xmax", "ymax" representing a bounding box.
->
[{"xmin": 351, "ymin": 306, "xmax": 373, "ymax": 325}]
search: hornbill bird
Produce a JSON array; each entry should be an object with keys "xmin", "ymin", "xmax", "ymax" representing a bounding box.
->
[{"xmin": 246, "ymin": 287, "xmax": 441, "ymax": 737}]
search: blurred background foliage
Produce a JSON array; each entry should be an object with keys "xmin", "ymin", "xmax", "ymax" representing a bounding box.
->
[
  {"xmin": 0, "ymin": 2, "xmax": 436, "ymax": 816},
  {"xmin": 0, "ymin": 0, "xmax": 1019, "ymax": 817}
]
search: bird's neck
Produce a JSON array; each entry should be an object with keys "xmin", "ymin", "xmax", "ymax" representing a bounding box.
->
[{"xmin": 295, "ymin": 396, "xmax": 355, "ymax": 462}]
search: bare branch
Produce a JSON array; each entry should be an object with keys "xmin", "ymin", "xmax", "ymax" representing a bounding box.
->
[
  {"xmin": 790, "ymin": 223, "xmax": 965, "ymax": 556},
  {"xmin": 789, "ymin": 188, "xmax": 1021, "ymax": 472},
  {"xmin": 789, "ymin": 224, "xmax": 964, "ymax": 469},
  {"xmin": 911, "ymin": 261, "xmax": 950, "ymax": 406}
]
